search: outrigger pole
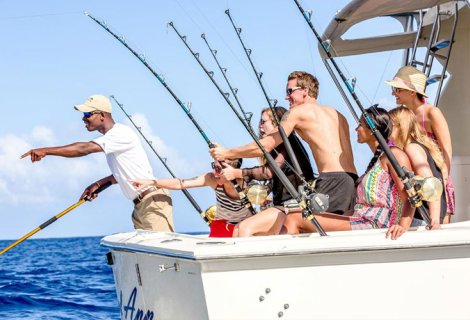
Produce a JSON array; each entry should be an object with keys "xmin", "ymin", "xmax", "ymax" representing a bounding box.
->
[
  {"xmin": 168, "ymin": 22, "xmax": 327, "ymax": 236},
  {"xmin": 0, "ymin": 182, "xmax": 112, "ymax": 255},
  {"xmin": 293, "ymin": 0, "xmax": 432, "ymax": 225},
  {"xmin": 110, "ymin": 95, "xmax": 210, "ymax": 225},
  {"xmin": 85, "ymin": 13, "xmax": 256, "ymax": 216},
  {"xmin": 225, "ymin": 10, "xmax": 305, "ymax": 180}
]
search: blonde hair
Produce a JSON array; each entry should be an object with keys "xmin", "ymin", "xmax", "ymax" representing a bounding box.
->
[
  {"xmin": 258, "ymin": 106, "xmax": 288, "ymax": 165},
  {"xmin": 288, "ymin": 71, "xmax": 319, "ymax": 99},
  {"xmin": 390, "ymin": 107, "xmax": 445, "ymax": 173}
]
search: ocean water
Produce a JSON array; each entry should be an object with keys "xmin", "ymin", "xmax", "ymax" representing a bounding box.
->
[{"xmin": 0, "ymin": 236, "xmax": 120, "ymax": 319}]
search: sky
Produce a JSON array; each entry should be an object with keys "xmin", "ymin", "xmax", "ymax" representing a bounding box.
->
[{"xmin": 0, "ymin": 0, "xmax": 406, "ymax": 240}]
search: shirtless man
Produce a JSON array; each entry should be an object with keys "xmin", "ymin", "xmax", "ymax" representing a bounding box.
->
[{"xmin": 210, "ymin": 71, "xmax": 358, "ymax": 224}]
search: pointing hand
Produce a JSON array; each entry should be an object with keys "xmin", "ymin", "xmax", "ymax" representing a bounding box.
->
[{"xmin": 20, "ymin": 148, "xmax": 47, "ymax": 162}]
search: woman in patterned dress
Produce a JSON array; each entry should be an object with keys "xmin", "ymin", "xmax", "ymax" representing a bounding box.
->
[{"xmin": 291, "ymin": 107, "xmax": 415, "ymax": 240}]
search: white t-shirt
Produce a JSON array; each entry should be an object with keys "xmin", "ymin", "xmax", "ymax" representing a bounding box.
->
[{"xmin": 93, "ymin": 123, "xmax": 154, "ymax": 201}]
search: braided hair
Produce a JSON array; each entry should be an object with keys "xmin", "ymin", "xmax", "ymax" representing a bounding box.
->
[{"xmin": 362, "ymin": 106, "xmax": 393, "ymax": 175}]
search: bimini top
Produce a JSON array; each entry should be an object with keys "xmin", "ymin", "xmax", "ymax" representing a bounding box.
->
[{"xmin": 320, "ymin": 0, "xmax": 463, "ymax": 57}]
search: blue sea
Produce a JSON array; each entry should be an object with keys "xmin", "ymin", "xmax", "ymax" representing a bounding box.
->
[{"xmin": 0, "ymin": 236, "xmax": 120, "ymax": 319}]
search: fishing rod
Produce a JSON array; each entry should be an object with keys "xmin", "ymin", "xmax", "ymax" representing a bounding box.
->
[
  {"xmin": 169, "ymin": 22, "xmax": 308, "ymax": 182},
  {"xmin": 200, "ymin": 33, "xmax": 254, "ymax": 132},
  {"xmin": 167, "ymin": 22, "xmax": 256, "ymax": 136},
  {"xmin": 110, "ymin": 95, "xmax": 210, "ymax": 225},
  {"xmin": 0, "ymin": 182, "xmax": 112, "ymax": 255},
  {"xmin": 168, "ymin": 22, "xmax": 327, "ymax": 236},
  {"xmin": 225, "ymin": 9, "xmax": 276, "ymax": 110},
  {"xmin": 225, "ymin": 10, "xmax": 305, "ymax": 181},
  {"xmin": 293, "ymin": 0, "xmax": 432, "ymax": 225},
  {"xmin": 85, "ymin": 13, "xmax": 255, "ymax": 215},
  {"xmin": 200, "ymin": 32, "xmax": 311, "ymax": 187}
]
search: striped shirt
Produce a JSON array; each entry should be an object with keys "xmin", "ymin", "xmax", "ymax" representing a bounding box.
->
[{"xmin": 215, "ymin": 185, "xmax": 253, "ymax": 223}]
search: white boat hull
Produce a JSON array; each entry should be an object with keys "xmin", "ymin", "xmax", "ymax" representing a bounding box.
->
[{"xmin": 102, "ymin": 221, "xmax": 470, "ymax": 320}]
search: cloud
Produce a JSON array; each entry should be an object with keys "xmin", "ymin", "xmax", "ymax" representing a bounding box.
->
[
  {"xmin": 124, "ymin": 113, "xmax": 207, "ymax": 177},
  {"xmin": 30, "ymin": 126, "xmax": 56, "ymax": 145},
  {"xmin": 0, "ymin": 129, "xmax": 107, "ymax": 205},
  {"xmin": 0, "ymin": 118, "xmax": 207, "ymax": 206}
]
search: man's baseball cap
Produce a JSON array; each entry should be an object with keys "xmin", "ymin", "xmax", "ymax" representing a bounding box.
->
[{"xmin": 74, "ymin": 95, "xmax": 112, "ymax": 113}]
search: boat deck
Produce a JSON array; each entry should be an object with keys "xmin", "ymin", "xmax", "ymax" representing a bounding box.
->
[{"xmin": 101, "ymin": 220, "xmax": 470, "ymax": 260}]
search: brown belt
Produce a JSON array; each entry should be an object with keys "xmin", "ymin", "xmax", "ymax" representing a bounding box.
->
[{"xmin": 133, "ymin": 187, "xmax": 156, "ymax": 205}]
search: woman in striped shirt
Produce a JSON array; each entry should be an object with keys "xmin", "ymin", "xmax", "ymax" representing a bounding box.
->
[{"xmin": 130, "ymin": 158, "xmax": 252, "ymax": 237}]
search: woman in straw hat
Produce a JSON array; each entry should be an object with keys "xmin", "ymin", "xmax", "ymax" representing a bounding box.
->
[{"xmin": 385, "ymin": 65, "xmax": 454, "ymax": 223}]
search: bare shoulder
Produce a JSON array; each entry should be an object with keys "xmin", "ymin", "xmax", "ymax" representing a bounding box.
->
[
  {"xmin": 321, "ymin": 104, "xmax": 343, "ymax": 118},
  {"xmin": 281, "ymin": 107, "xmax": 300, "ymax": 123},
  {"xmin": 404, "ymin": 143, "xmax": 427, "ymax": 161},
  {"xmin": 390, "ymin": 145, "xmax": 406, "ymax": 157},
  {"xmin": 334, "ymin": 108, "xmax": 348, "ymax": 123},
  {"xmin": 404, "ymin": 142, "xmax": 421, "ymax": 153},
  {"xmin": 427, "ymin": 104, "xmax": 446, "ymax": 121},
  {"xmin": 389, "ymin": 146, "xmax": 411, "ymax": 167}
]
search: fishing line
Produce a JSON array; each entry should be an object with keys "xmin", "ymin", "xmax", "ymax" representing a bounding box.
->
[
  {"xmin": 372, "ymin": 50, "xmax": 395, "ymax": 103},
  {"xmin": 174, "ymin": 0, "xmax": 258, "ymax": 85},
  {"xmin": 200, "ymin": 33, "xmax": 254, "ymax": 130},
  {"xmin": 86, "ymin": 12, "xmax": 256, "ymax": 216},
  {"xmin": 200, "ymin": 33, "xmax": 315, "ymax": 190},
  {"xmin": 304, "ymin": 26, "xmax": 318, "ymax": 76},
  {"xmin": 224, "ymin": 10, "xmax": 308, "ymax": 183},
  {"xmin": 293, "ymin": 0, "xmax": 432, "ymax": 225},
  {"xmin": 168, "ymin": 22, "xmax": 327, "ymax": 235},
  {"xmin": 0, "ymin": 12, "xmax": 80, "ymax": 21},
  {"xmin": 306, "ymin": 9, "xmax": 375, "ymax": 108},
  {"xmin": 170, "ymin": 22, "xmax": 309, "ymax": 184},
  {"xmin": 110, "ymin": 95, "xmax": 210, "ymax": 224},
  {"xmin": 225, "ymin": 10, "xmax": 277, "ymax": 109}
]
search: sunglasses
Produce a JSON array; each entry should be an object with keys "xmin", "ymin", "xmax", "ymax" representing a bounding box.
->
[
  {"xmin": 286, "ymin": 86, "xmax": 302, "ymax": 96},
  {"xmin": 392, "ymin": 87, "xmax": 405, "ymax": 94},
  {"xmin": 83, "ymin": 111, "xmax": 101, "ymax": 118},
  {"xmin": 211, "ymin": 162, "xmax": 222, "ymax": 173}
]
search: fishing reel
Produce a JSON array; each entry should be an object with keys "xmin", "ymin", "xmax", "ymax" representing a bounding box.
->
[
  {"xmin": 245, "ymin": 181, "xmax": 271, "ymax": 205},
  {"xmin": 410, "ymin": 175, "xmax": 443, "ymax": 202},
  {"xmin": 306, "ymin": 193, "xmax": 330, "ymax": 213},
  {"xmin": 201, "ymin": 205, "xmax": 217, "ymax": 225},
  {"xmin": 298, "ymin": 180, "xmax": 330, "ymax": 219},
  {"xmin": 404, "ymin": 168, "xmax": 443, "ymax": 208}
]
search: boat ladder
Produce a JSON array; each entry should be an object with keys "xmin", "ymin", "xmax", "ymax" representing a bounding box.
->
[{"xmin": 409, "ymin": 2, "xmax": 459, "ymax": 106}]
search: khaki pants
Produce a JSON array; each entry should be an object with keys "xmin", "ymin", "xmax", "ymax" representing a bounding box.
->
[{"xmin": 132, "ymin": 188, "xmax": 174, "ymax": 232}]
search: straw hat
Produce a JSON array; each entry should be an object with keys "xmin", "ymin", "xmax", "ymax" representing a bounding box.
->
[{"xmin": 384, "ymin": 66, "xmax": 428, "ymax": 97}]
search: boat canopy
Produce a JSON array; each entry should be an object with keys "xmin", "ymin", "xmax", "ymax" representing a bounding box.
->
[{"xmin": 321, "ymin": 0, "xmax": 465, "ymax": 57}]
